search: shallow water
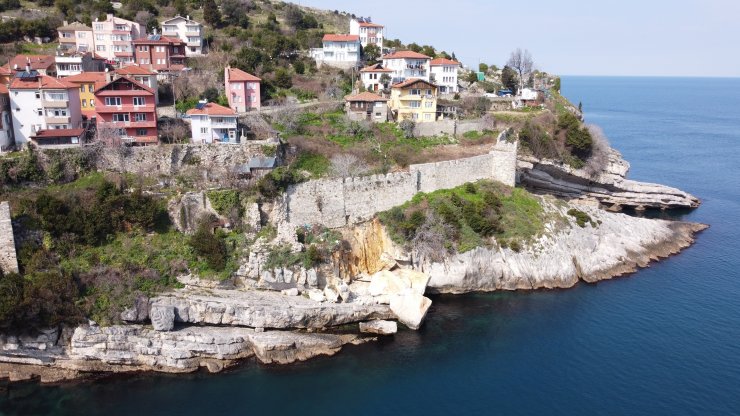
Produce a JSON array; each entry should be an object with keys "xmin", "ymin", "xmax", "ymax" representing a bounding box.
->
[{"xmin": 2, "ymin": 76, "xmax": 739, "ymax": 416}]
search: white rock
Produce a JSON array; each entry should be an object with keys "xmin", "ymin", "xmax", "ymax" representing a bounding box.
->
[
  {"xmin": 150, "ymin": 305, "xmax": 175, "ymax": 331},
  {"xmin": 368, "ymin": 270, "xmax": 409, "ymax": 297},
  {"xmin": 281, "ymin": 288, "xmax": 299, "ymax": 296},
  {"xmin": 324, "ymin": 287, "xmax": 339, "ymax": 303},
  {"xmin": 359, "ymin": 320, "xmax": 397, "ymax": 335},
  {"xmin": 307, "ymin": 289, "xmax": 325, "ymax": 303},
  {"xmin": 390, "ymin": 293, "xmax": 432, "ymax": 330}
]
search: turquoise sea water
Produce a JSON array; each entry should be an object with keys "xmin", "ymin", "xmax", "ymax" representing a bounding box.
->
[{"xmin": 2, "ymin": 77, "xmax": 740, "ymax": 415}]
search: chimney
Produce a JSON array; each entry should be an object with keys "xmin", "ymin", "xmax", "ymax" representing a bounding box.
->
[
  {"xmin": 63, "ymin": 20, "xmax": 68, "ymax": 26},
  {"xmin": 186, "ymin": 15, "xmax": 190, "ymax": 20},
  {"xmin": 25, "ymin": 58, "xmax": 30, "ymax": 73}
]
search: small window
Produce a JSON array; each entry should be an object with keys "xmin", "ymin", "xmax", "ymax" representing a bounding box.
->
[
  {"xmin": 136, "ymin": 128, "xmax": 147, "ymax": 136},
  {"xmin": 34, "ymin": 92, "xmax": 40, "ymax": 99},
  {"xmin": 90, "ymin": 99, "xmax": 95, "ymax": 107},
  {"xmin": 133, "ymin": 97, "xmax": 146, "ymax": 106},
  {"xmin": 200, "ymin": 127, "xmax": 208, "ymax": 134},
  {"xmin": 82, "ymin": 99, "xmax": 87, "ymax": 108}
]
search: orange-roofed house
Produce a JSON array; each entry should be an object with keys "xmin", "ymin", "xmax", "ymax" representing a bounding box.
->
[
  {"xmin": 9, "ymin": 71, "xmax": 82, "ymax": 145},
  {"xmin": 430, "ymin": 58, "xmax": 461, "ymax": 94},
  {"xmin": 186, "ymin": 101, "xmax": 239, "ymax": 144},
  {"xmin": 349, "ymin": 18, "xmax": 384, "ymax": 49},
  {"xmin": 115, "ymin": 65, "xmax": 158, "ymax": 103},
  {"xmin": 382, "ymin": 51, "xmax": 431, "ymax": 84},
  {"xmin": 389, "ymin": 78, "xmax": 438, "ymax": 123},
  {"xmin": 310, "ymin": 34, "xmax": 360, "ymax": 69},
  {"xmin": 344, "ymin": 91, "xmax": 388, "ymax": 122},
  {"xmin": 224, "ymin": 66, "xmax": 261, "ymax": 112},
  {"xmin": 63, "ymin": 72, "xmax": 107, "ymax": 115},
  {"xmin": 5, "ymin": 55, "xmax": 57, "ymax": 77},
  {"xmin": 94, "ymin": 76, "xmax": 157, "ymax": 145},
  {"xmin": 360, "ymin": 63, "xmax": 393, "ymax": 92},
  {"xmin": 132, "ymin": 34, "xmax": 186, "ymax": 73}
]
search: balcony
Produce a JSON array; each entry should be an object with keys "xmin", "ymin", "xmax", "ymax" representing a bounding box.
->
[
  {"xmin": 42, "ymin": 100, "xmax": 69, "ymax": 108},
  {"xmin": 186, "ymin": 40, "xmax": 201, "ymax": 47},
  {"xmin": 161, "ymin": 31, "xmax": 178, "ymax": 37},
  {"xmin": 95, "ymin": 104, "xmax": 155, "ymax": 113},
  {"xmin": 45, "ymin": 116, "xmax": 71, "ymax": 124},
  {"xmin": 114, "ymin": 51, "xmax": 134, "ymax": 57},
  {"xmin": 103, "ymin": 120, "xmax": 157, "ymax": 129},
  {"xmin": 210, "ymin": 121, "xmax": 237, "ymax": 129},
  {"xmin": 185, "ymin": 31, "xmax": 200, "ymax": 36}
]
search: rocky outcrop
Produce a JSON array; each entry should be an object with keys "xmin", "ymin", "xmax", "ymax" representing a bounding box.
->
[
  {"xmin": 517, "ymin": 150, "xmax": 700, "ymax": 210},
  {"xmin": 359, "ymin": 320, "xmax": 398, "ymax": 335}
]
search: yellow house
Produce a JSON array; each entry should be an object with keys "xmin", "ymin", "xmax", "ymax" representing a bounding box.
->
[
  {"xmin": 63, "ymin": 72, "xmax": 106, "ymax": 117},
  {"xmin": 389, "ymin": 78, "xmax": 438, "ymax": 123}
]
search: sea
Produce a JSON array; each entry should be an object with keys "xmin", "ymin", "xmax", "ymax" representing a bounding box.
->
[{"xmin": 1, "ymin": 76, "xmax": 739, "ymax": 416}]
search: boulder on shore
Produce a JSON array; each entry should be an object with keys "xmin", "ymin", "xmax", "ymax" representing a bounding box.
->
[{"xmin": 359, "ymin": 320, "xmax": 398, "ymax": 335}]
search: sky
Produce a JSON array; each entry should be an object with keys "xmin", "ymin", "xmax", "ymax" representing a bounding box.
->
[{"xmin": 295, "ymin": 0, "xmax": 740, "ymax": 77}]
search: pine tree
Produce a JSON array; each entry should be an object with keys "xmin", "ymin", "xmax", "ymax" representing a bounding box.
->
[{"xmin": 203, "ymin": 0, "xmax": 221, "ymax": 28}]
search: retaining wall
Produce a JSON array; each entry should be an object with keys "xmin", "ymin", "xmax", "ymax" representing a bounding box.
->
[{"xmin": 0, "ymin": 202, "xmax": 18, "ymax": 274}]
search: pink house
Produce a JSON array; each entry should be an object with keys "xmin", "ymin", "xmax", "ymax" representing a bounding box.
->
[{"xmin": 224, "ymin": 66, "xmax": 261, "ymax": 112}]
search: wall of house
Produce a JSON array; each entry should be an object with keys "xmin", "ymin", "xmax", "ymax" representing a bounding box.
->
[
  {"xmin": 0, "ymin": 201, "xmax": 19, "ymax": 274},
  {"xmin": 285, "ymin": 133, "xmax": 518, "ymax": 228},
  {"xmin": 10, "ymin": 90, "xmax": 42, "ymax": 145}
]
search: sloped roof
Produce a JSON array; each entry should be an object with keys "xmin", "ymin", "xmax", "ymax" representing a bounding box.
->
[
  {"xmin": 430, "ymin": 58, "xmax": 461, "ymax": 67},
  {"xmin": 96, "ymin": 75, "xmax": 154, "ymax": 95},
  {"xmin": 63, "ymin": 71, "xmax": 107, "ymax": 83},
  {"xmin": 32, "ymin": 128, "xmax": 85, "ymax": 139},
  {"xmin": 382, "ymin": 51, "xmax": 431, "ymax": 60},
  {"xmin": 161, "ymin": 15, "xmax": 201, "ymax": 25},
  {"xmin": 57, "ymin": 21, "xmax": 92, "ymax": 31},
  {"xmin": 391, "ymin": 78, "xmax": 437, "ymax": 89},
  {"xmin": 7, "ymin": 55, "xmax": 55, "ymax": 71},
  {"xmin": 358, "ymin": 22, "xmax": 383, "ymax": 28},
  {"xmin": 345, "ymin": 92, "xmax": 388, "ymax": 102},
  {"xmin": 226, "ymin": 66, "xmax": 261, "ymax": 82},
  {"xmin": 133, "ymin": 35, "xmax": 184, "ymax": 45},
  {"xmin": 116, "ymin": 65, "xmax": 155, "ymax": 76},
  {"xmin": 9, "ymin": 74, "xmax": 75, "ymax": 90},
  {"xmin": 360, "ymin": 63, "xmax": 392, "ymax": 73},
  {"xmin": 186, "ymin": 102, "xmax": 236, "ymax": 116},
  {"xmin": 323, "ymin": 34, "xmax": 360, "ymax": 42},
  {"xmin": 0, "ymin": 84, "xmax": 8, "ymax": 94}
]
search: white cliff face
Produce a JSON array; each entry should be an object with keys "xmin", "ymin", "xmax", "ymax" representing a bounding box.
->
[{"xmin": 517, "ymin": 150, "xmax": 701, "ymax": 210}]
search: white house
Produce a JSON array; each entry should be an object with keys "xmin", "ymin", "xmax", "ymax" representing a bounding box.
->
[
  {"xmin": 349, "ymin": 18, "xmax": 384, "ymax": 49},
  {"xmin": 9, "ymin": 71, "xmax": 81, "ymax": 145},
  {"xmin": 429, "ymin": 58, "xmax": 461, "ymax": 94},
  {"xmin": 185, "ymin": 101, "xmax": 239, "ymax": 144},
  {"xmin": 310, "ymin": 34, "xmax": 360, "ymax": 69},
  {"xmin": 161, "ymin": 15, "xmax": 204, "ymax": 56},
  {"xmin": 382, "ymin": 51, "xmax": 431, "ymax": 84},
  {"xmin": 359, "ymin": 63, "xmax": 393, "ymax": 92},
  {"xmin": 92, "ymin": 14, "xmax": 144, "ymax": 65}
]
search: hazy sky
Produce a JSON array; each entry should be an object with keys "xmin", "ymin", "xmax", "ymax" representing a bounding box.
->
[{"xmin": 296, "ymin": 0, "xmax": 740, "ymax": 77}]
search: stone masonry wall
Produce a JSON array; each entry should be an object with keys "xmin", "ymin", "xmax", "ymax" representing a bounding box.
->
[
  {"xmin": 0, "ymin": 202, "xmax": 18, "ymax": 274},
  {"xmin": 286, "ymin": 132, "xmax": 518, "ymax": 228},
  {"xmin": 413, "ymin": 119, "xmax": 488, "ymax": 137}
]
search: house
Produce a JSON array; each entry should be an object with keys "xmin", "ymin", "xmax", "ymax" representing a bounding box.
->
[
  {"xmin": 57, "ymin": 21, "xmax": 93, "ymax": 53},
  {"xmin": 519, "ymin": 88, "xmax": 545, "ymax": 107},
  {"xmin": 429, "ymin": 58, "xmax": 461, "ymax": 94},
  {"xmin": 9, "ymin": 71, "xmax": 82, "ymax": 145},
  {"xmin": 29, "ymin": 128, "xmax": 86, "ymax": 148},
  {"xmin": 359, "ymin": 63, "xmax": 393, "ymax": 92},
  {"xmin": 224, "ymin": 66, "xmax": 261, "ymax": 112},
  {"xmin": 382, "ymin": 51, "xmax": 431, "ymax": 84},
  {"xmin": 92, "ymin": 14, "xmax": 144, "ymax": 65},
  {"xmin": 2, "ymin": 55, "xmax": 57, "ymax": 77},
  {"xmin": 132, "ymin": 33, "xmax": 186, "ymax": 73},
  {"xmin": 94, "ymin": 76, "xmax": 157, "ymax": 145},
  {"xmin": 389, "ymin": 78, "xmax": 438, "ymax": 123},
  {"xmin": 344, "ymin": 92, "xmax": 388, "ymax": 122},
  {"xmin": 310, "ymin": 34, "xmax": 361, "ymax": 69},
  {"xmin": 0, "ymin": 85, "xmax": 15, "ymax": 150},
  {"xmin": 234, "ymin": 156, "xmax": 277, "ymax": 178},
  {"xmin": 185, "ymin": 101, "xmax": 239, "ymax": 144},
  {"xmin": 115, "ymin": 65, "xmax": 159, "ymax": 104},
  {"xmin": 160, "ymin": 15, "xmax": 204, "ymax": 56},
  {"xmin": 63, "ymin": 71, "xmax": 107, "ymax": 116},
  {"xmin": 55, "ymin": 51, "xmax": 107, "ymax": 77},
  {"xmin": 349, "ymin": 18, "xmax": 384, "ymax": 49}
]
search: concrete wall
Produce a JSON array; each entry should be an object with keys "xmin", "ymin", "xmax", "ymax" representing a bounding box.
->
[
  {"xmin": 412, "ymin": 119, "xmax": 488, "ymax": 137},
  {"xmin": 286, "ymin": 131, "xmax": 518, "ymax": 228},
  {"xmin": 0, "ymin": 202, "xmax": 18, "ymax": 274}
]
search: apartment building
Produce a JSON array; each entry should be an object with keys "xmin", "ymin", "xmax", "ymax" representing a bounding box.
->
[
  {"xmin": 389, "ymin": 78, "xmax": 438, "ymax": 123},
  {"xmin": 94, "ymin": 76, "xmax": 157, "ymax": 145},
  {"xmin": 360, "ymin": 63, "xmax": 393, "ymax": 92},
  {"xmin": 133, "ymin": 34, "xmax": 186, "ymax": 72},
  {"xmin": 92, "ymin": 14, "xmax": 144, "ymax": 65},
  {"xmin": 57, "ymin": 21, "xmax": 93, "ymax": 53},
  {"xmin": 429, "ymin": 58, "xmax": 461, "ymax": 94},
  {"xmin": 115, "ymin": 65, "xmax": 159, "ymax": 104},
  {"xmin": 186, "ymin": 101, "xmax": 239, "ymax": 144},
  {"xmin": 382, "ymin": 51, "xmax": 431, "ymax": 84},
  {"xmin": 224, "ymin": 66, "xmax": 261, "ymax": 112},
  {"xmin": 161, "ymin": 15, "xmax": 204, "ymax": 56},
  {"xmin": 63, "ymin": 71, "xmax": 106, "ymax": 116},
  {"xmin": 310, "ymin": 34, "xmax": 361, "ymax": 69},
  {"xmin": 349, "ymin": 18, "xmax": 384, "ymax": 49}
]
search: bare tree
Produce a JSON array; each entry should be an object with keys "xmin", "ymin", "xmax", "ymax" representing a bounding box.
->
[
  {"xmin": 96, "ymin": 125, "xmax": 132, "ymax": 173},
  {"xmin": 583, "ymin": 125, "xmax": 612, "ymax": 178},
  {"xmin": 506, "ymin": 48, "xmax": 534, "ymax": 95},
  {"xmin": 412, "ymin": 212, "xmax": 454, "ymax": 266},
  {"xmin": 329, "ymin": 154, "xmax": 369, "ymax": 178}
]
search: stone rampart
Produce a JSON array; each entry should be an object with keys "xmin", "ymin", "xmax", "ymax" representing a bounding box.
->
[{"xmin": 0, "ymin": 202, "xmax": 18, "ymax": 274}]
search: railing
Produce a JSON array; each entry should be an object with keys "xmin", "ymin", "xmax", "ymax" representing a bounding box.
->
[
  {"xmin": 42, "ymin": 100, "xmax": 69, "ymax": 108},
  {"xmin": 45, "ymin": 116, "xmax": 71, "ymax": 124}
]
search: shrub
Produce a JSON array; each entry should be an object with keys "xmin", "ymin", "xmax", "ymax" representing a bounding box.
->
[
  {"xmin": 567, "ymin": 208, "xmax": 593, "ymax": 228},
  {"xmin": 398, "ymin": 120, "xmax": 415, "ymax": 139},
  {"xmin": 207, "ymin": 190, "xmax": 241, "ymax": 216},
  {"xmin": 189, "ymin": 224, "xmax": 228, "ymax": 271}
]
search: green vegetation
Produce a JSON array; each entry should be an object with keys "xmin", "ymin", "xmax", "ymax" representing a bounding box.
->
[
  {"xmin": 379, "ymin": 180, "xmax": 545, "ymax": 254},
  {"xmin": 207, "ymin": 189, "xmax": 242, "ymax": 216},
  {"xmin": 292, "ymin": 152, "xmax": 330, "ymax": 177},
  {"xmin": 567, "ymin": 208, "xmax": 596, "ymax": 228}
]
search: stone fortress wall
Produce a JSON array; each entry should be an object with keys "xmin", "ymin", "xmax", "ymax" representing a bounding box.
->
[{"xmin": 0, "ymin": 202, "xmax": 18, "ymax": 274}]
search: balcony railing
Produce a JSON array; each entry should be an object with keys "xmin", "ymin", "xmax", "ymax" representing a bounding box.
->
[
  {"xmin": 45, "ymin": 116, "xmax": 71, "ymax": 124},
  {"xmin": 42, "ymin": 100, "xmax": 69, "ymax": 108}
]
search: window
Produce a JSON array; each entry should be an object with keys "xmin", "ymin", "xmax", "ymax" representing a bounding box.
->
[
  {"xmin": 78, "ymin": 32, "xmax": 86, "ymax": 38},
  {"xmin": 425, "ymin": 101, "xmax": 433, "ymax": 108},
  {"xmin": 424, "ymin": 114, "xmax": 431, "ymax": 120},
  {"xmin": 94, "ymin": 24, "xmax": 103, "ymax": 31},
  {"xmin": 133, "ymin": 97, "xmax": 146, "ymax": 106},
  {"xmin": 105, "ymin": 97, "xmax": 122, "ymax": 106},
  {"xmin": 112, "ymin": 113, "xmax": 129, "ymax": 122},
  {"xmin": 80, "ymin": 86, "xmax": 85, "ymax": 93},
  {"xmin": 136, "ymin": 129, "xmax": 147, "ymax": 136},
  {"xmin": 410, "ymin": 89, "xmax": 420, "ymax": 95},
  {"xmin": 34, "ymin": 91, "xmax": 40, "ymax": 99},
  {"xmin": 82, "ymin": 99, "xmax": 87, "ymax": 108},
  {"xmin": 140, "ymin": 59, "xmax": 150, "ymax": 64},
  {"xmin": 409, "ymin": 101, "xmax": 420, "ymax": 108},
  {"xmin": 200, "ymin": 127, "xmax": 208, "ymax": 134},
  {"xmin": 37, "ymin": 109, "xmax": 42, "ymax": 116},
  {"xmin": 96, "ymin": 34, "xmax": 105, "ymax": 41},
  {"xmin": 96, "ymin": 45, "xmax": 106, "ymax": 52},
  {"xmin": 138, "ymin": 46, "xmax": 149, "ymax": 52},
  {"xmin": 426, "ymin": 89, "xmax": 432, "ymax": 95},
  {"xmin": 134, "ymin": 113, "xmax": 146, "ymax": 121},
  {"xmin": 90, "ymin": 99, "xmax": 95, "ymax": 107},
  {"xmin": 88, "ymin": 84, "xmax": 94, "ymax": 93},
  {"xmin": 52, "ymin": 109, "xmax": 68, "ymax": 117}
]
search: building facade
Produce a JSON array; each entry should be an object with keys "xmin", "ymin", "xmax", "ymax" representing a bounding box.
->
[
  {"xmin": 0, "ymin": 85, "xmax": 15, "ymax": 151},
  {"xmin": 115, "ymin": 65, "xmax": 159, "ymax": 104},
  {"xmin": 94, "ymin": 76, "xmax": 157, "ymax": 145},
  {"xmin": 9, "ymin": 72, "xmax": 82, "ymax": 145},
  {"xmin": 186, "ymin": 101, "xmax": 238, "ymax": 144},
  {"xmin": 55, "ymin": 52, "xmax": 107, "ymax": 77},
  {"xmin": 389, "ymin": 78, "xmax": 438, "ymax": 123},
  {"xmin": 429, "ymin": 58, "xmax": 461, "ymax": 94},
  {"xmin": 310, "ymin": 34, "xmax": 361, "ymax": 69},
  {"xmin": 57, "ymin": 21, "xmax": 93, "ymax": 53},
  {"xmin": 161, "ymin": 15, "xmax": 204, "ymax": 56},
  {"xmin": 345, "ymin": 92, "xmax": 388, "ymax": 122},
  {"xmin": 382, "ymin": 51, "xmax": 431, "ymax": 84},
  {"xmin": 349, "ymin": 18, "xmax": 384, "ymax": 49},
  {"xmin": 224, "ymin": 66, "xmax": 261, "ymax": 112},
  {"xmin": 63, "ymin": 71, "xmax": 106, "ymax": 116},
  {"xmin": 92, "ymin": 14, "xmax": 144, "ymax": 65},
  {"xmin": 133, "ymin": 34, "xmax": 186, "ymax": 73},
  {"xmin": 360, "ymin": 63, "xmax": 393, "ymax": 92}
]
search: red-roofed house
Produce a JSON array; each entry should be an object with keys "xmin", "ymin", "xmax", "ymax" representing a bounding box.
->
[
  {"xmin": 115, "ymin": 65, "xmax": 158, "ymax": 103},
  {"xmin": 389, "ymin": 78, "xmax": 438, "ymax": 123},
  {"xmin": 360, "ymin": 63, "xmax": 393, "ymax": 92},
  {"xmin": 133, "ymin": 34, "xmax": 186, "ymax": 72},
  {"xmin": 344, "ymin": 92, "xmax": 388, "ymax": 122},
  {"xmin": 430, "ymin": 58, "xmax": 461, "ymax": 94},
  {"xmin": 9, "ymin": 71, "xmax": 82, "ymax": 145},
  {"xmin": 5, "ymin": 55, "xmax": 57, "ymax": 77},
  {"xmin": 63, "ymin": 71, "xmax": 107, "ymax": 115},
  {"xmin": 350, "ymin": 18, "xmax": 384, "ymax": 49},
  {"xmin": 186, "ymin": 101, "xmax": 239, "ymax": 144},
  {"xmin": 382, "ymin": 51, "xmax": 431, "ymax": 84},
  {"xmin": 29, "ymin": 128, "xmax": 86, "ymax": 148},
  {"xmin": 94, "ymin": 76, "xmax": 157, "ymax": 145},
  {"xmin": 310, "ymin": 34, "xmax": 360, "ymax": 69},
  {"xmin": 224, "ymin": 66, "xmax": 261, "ymax": 112}
]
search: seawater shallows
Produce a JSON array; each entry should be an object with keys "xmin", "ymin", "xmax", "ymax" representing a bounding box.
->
[{"xmin": 2, "ymin": 77, "xmax": 740, "ymax": 416}]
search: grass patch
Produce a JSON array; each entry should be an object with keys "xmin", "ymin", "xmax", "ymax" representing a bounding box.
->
[{"xmin": 293, "ymin": 152, "xmax": 330, "ymax": 177}]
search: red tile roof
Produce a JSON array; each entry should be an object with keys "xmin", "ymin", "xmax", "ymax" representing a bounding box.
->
[
  {"xmin": 133, "ymin": 35, "xmax": 184, "ymax": 45},
  {"xmin": 323, "ymin": 34, "xmax": 360, "ymax": 42},
  {"xmin": 115, "ymin": 65, "xmax": 155, "ymax": 76},
  {"xmin": 32, "ymin": 128, "xmax": 85, "ymax": 139},
  {"xmin": 9, "ymin": 74, "xmax": 75, "ymax": 90},
  {"xmin": 345, "ymin": 92, "xmax": 388, "ymax": 102},
  {"xmin": 7, "ymin": 55, "xmax": 55, "ymax": 71},
  {"xmin": 382, "ymin": 51, "xmax": 431, "ymax": 60},
  {"xmin": 63, "ymin": 71, "xmax": 107, "ymax": 83},
  {"xmin": 430, "ymin": 58, "xmax": 461, "ymax": 67},
  {"xmin": 96, "ymin": 75, "xmax": 154, "ymax": 95},
  {"xmin": 0, "ymin": 65, "xmax": 10, "ymax": 76},
  {"xmin": 360, "ymin": 63, "xmax": 392, "ymax": 73},
  {"xmin": 391, "ymin": 78, "xmax": 437, "ymax": 89},
  {"xmin": 186, "ymin": 102, "xmax": 236, "ymax": 116},
  {"xmin": 0, "ymin": 84, "xmax": 7, "ymax": 94},
  {"xmin": 226, "ymin": 66, "xmax": 261, "ymax": 82},
  {"xmin": 358, "ymin": 22, "xmax": 383, "ymax": 28}
]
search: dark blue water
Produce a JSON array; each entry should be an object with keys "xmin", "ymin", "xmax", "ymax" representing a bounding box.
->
[{"xmin": 2, "ymin": 77, "xmax": 740, "ymax": 416}]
